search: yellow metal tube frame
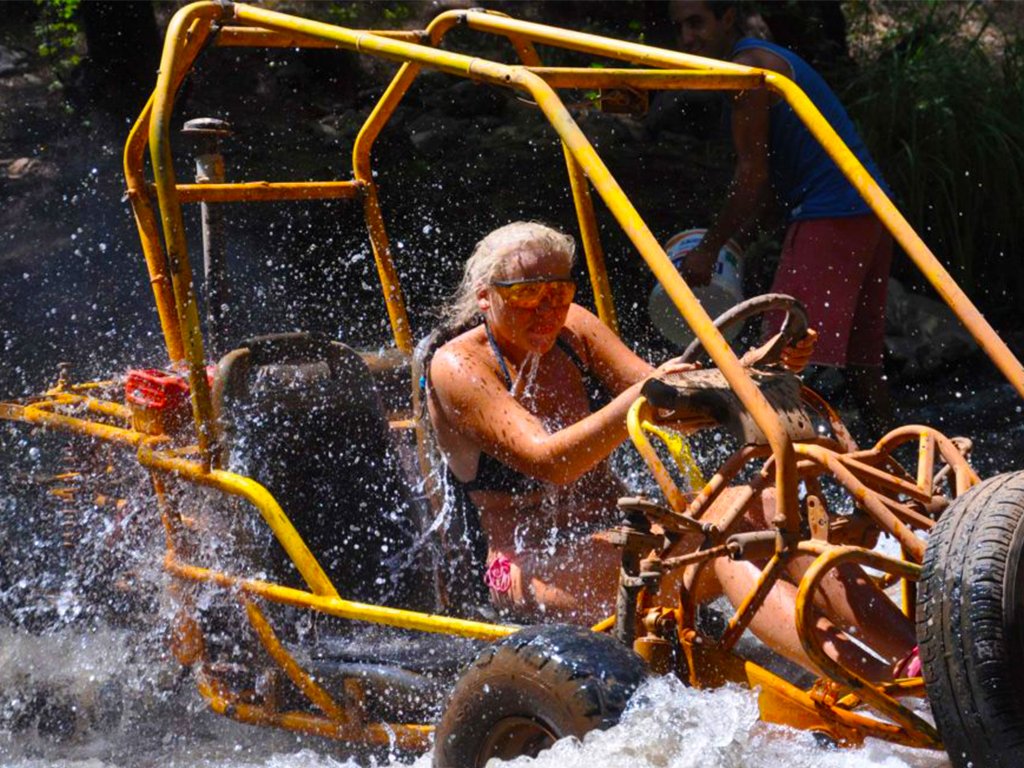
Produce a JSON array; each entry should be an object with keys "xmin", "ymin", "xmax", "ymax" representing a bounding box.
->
[
  {"xmin": 626, "ymin": 397, "xmax": 706, "ymax": 512},
  {"xmin": 243, "ymin": 598, "xmax": 346, "ymax": 722},
  {"xmin": 138, "ymin": 443, "xmax": 338, "ymax": 597},
  {"xmin": 131, "ymin": 0, "xmax": 1022, "ymax": 513},
  {"xmin": 100, "ymin": 5, "xmax": 1013, "ymax": 748},
  {"xmin": 794, "ymin": 545, "xmax": 941, "ymax": 749},
  {"xmin": 194, "ymin": 666, "xmax": 433, "ymax": 751},
  {"xmin": 441, "ymin": 9, "xmax": 1024, "ymax": 401},
  {"xmin": 166, "ymin": 557, "xmax": 515, "ymax": 642},
  {"xmin": 135, "ymin": 2, "xmax": 801, "ymax": 514}
]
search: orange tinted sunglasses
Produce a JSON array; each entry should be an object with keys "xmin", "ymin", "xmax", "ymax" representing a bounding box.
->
[{"xmin": 491, "ymin": 277, "xmax": 576, "ymax": 309}]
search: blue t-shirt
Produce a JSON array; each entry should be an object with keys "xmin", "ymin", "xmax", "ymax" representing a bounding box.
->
[{"xmin": 731, "ymin": 37, "xmax": 888, "ymax": 221}]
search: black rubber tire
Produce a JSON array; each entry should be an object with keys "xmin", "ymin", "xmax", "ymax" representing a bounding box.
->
[
  {"xmin": 917, "ymin": 471, "xmax": 1024, "ymax": 768},
  {"xmin": 433, "ymin": 625, "xmax": 648, "ymax": 768}
]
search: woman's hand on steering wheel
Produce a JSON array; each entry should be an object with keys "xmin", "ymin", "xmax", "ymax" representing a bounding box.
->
[
  {"xmin": 779, "ymin": 328, "xmax": 817, "ymax": 374},
  {"xmin": 652, "ymin": 358, "xmax": 701, "ymax": 379},
  {"xmin": 740, "ymin": 327, "xmax": 817, "ymax": 373}
]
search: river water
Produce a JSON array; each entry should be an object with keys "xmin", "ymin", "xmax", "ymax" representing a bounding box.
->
[{"xmin": 0, "ymin": 623, "xmax": 952, "ymax": 768}]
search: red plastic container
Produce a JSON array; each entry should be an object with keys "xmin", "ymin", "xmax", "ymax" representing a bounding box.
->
[{"xmin": 125, "ymin": 369, "xmax": 191, "ymax": 436}]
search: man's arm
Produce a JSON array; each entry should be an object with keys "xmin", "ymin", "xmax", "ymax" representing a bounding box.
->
[{"xmin": 681, "ymin": 49, "xmax": 783, "ymax": 287}]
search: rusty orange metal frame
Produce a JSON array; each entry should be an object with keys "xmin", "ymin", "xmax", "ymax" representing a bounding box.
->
[
  {"xmin": 626, "ymin": 399, "xmax": 964, "ymax": 748},
  {"xmin": 794, "ymin": 545, "xmax": 941, "ymax": 749}
]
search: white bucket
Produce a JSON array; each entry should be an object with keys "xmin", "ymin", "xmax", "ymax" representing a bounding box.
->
[{"xmin": 648, "ymin": 228, "xmax": 744, "ymax": 347}]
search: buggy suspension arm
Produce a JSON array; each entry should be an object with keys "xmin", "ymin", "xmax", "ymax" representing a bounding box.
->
[{"xmin": 794, "ymin": 545, "xmax": 941, "ymax": 749}]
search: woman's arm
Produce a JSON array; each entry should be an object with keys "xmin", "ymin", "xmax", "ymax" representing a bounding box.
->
[
  {"xmin": 563, "ymin": 305, "xmax": 654, "ymax": 393},
  {"xmin": 430, "ymin": 339, "xmax": 676, "ymax": 486}
]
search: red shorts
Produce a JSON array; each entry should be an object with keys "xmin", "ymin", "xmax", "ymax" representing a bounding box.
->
[{"xmin": 765, "ymin": 215, "xmax": 892, "ymax": 368}]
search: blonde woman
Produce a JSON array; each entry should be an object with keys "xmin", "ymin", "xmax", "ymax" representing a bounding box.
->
[{"xmin": 427, "ymin": 222, "xmax": 914, "ymax": 681}]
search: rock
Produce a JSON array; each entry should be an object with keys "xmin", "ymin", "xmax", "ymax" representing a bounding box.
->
[
  {"xmin": 427, "ymin": 79, "xmax": 507, "ymax": 118},
  {"xmin": 0, "ymin": 45, "xmax": 29, "ymax": 77},
  {"xmin": 885, "ymin": 277, "xmax": 976, "ymax": 378},
  {"xmin": 406, "ymin": 112, "xmax": 467, "ymax": 156},
  {"xmin": 1, "ymin": 157, "xmax": 59, "ymax": 181}
]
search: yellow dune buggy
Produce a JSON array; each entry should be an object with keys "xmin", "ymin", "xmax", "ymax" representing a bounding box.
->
[{"xmin": 3, "ymin": 4, "xmax": 1024, "ymax": 767}]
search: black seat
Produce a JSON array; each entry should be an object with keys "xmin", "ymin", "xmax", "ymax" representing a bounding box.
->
[{"xmin": 211, "ymin": 331, "xmax": 435, "ymax": 611}]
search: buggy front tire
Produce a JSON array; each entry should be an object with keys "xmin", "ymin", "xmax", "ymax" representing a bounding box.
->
[
  {"xmin": 917, "ymin": 471, "xmax": 1024, "ymax": 768},
  {"xmin": 433, "ymin": 624, "xmax": 647, "ymax": 768}
]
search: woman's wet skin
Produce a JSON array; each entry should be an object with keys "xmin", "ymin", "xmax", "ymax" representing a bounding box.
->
[{"xmin": 481, "ymin": 245, "xmax": 574, "ymax": 359}]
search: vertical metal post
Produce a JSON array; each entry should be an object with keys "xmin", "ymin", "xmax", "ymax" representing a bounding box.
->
[{"xmin": 182, "ymin": 118, "xmax": 233, "ymax": 358}]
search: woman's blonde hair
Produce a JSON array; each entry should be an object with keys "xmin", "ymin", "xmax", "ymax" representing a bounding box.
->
[{"xmin": 443, "ymin": 221, "xmax": 577, "ymax": 330}]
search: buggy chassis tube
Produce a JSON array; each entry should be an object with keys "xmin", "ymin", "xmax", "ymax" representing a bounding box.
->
[
  {"xmin": 193, "ymin": 666, "xmax": 433, "ymax": 751},
  {"xmin": 165, "ymin": 557, "xmax": 516, "ymax": 642},
  {"xmin": 138, "ymin": 441, "xmax": 517, "ymax": 640},
  {"xmin": 125, "ymin": 14, "xmax": 215, "ymax": 366},
  {"xmin": 0, "ymin": 395, "xmax": 158, "ymax": 448},
  {"xmin": 794, "ymin": 545, "xmax": 941, "ymax": 749},
  {"xmin": 138, "ymin": 444, "xmax": 339, "ymax": 597},
  {"xmin": 242, "ymin": 598, "xmax": 345, "ymax": 722}
]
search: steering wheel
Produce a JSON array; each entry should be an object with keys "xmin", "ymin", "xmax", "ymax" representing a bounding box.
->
[{"xmin": 678, "ymin": 293, "xmax": 809, "ymax": 367}]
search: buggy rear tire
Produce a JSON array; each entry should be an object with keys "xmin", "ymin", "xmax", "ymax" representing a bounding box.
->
[
  {"xmin": 917, "ymin": 471, "xmax": 1024, "ymax": 768},
  {"xmin": 433, "ymin": 624, "xmax": 647, "ymax": 768}
]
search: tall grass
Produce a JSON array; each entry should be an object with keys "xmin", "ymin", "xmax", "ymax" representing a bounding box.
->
[{"xmin": 843, "ymin": 1, "xmax": 1024, "ymax": 316}]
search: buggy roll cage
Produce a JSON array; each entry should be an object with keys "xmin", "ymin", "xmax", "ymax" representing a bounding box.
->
[
  {"xmin": 2, "ymin": 1, "xmax": 1023, "ymax": 750},
  {"xmin": 129, "ymin": 0, "xmax": 1024, "ymax": 527}
]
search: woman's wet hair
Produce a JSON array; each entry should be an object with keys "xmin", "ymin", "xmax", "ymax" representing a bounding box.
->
[{"xmin": 441, "ymin": 221, "xmax": 576, "ymax": 330}]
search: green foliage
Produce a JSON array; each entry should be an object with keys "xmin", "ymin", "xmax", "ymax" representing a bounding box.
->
[
  {"xmin": 843, "ymin": 1, "xmax": 1024, "ymax": 308},
  {"xmin": 325, "ymin": 1, "xmax": 412, "ymax": 27},
  {"xmin": 34, "ymin": 0, "xmax": 82, "ymax": 85}
]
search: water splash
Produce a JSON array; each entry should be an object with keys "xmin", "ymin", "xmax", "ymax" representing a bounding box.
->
[{"xmin": 408, "ymin": 676, "xmax": 951, "ymax": 768}]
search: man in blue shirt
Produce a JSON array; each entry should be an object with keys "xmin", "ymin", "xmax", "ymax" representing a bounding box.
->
[{"xmin": 671, "ymin": 0, "xmax": 893, "ymax": 435}]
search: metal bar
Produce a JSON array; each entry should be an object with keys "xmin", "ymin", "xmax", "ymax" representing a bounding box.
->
[
  {"xmin": 243, "ymin": 599, "xmax": 346, "ymax": 721},
  {"xmin": 746, "ymin": 660, "xmax": 926, "ymax": 746},
  {"xmin": 626, "ymin": 398, "xmax": 690, "ymax": 513},
  {"xmin": 3, "ymin": 401, "xmax": 160, "ymax": 447},
  {"xmin": 351, "ymin": 59, "xmax": 424, "ymax": 354},
  {"xmin": 794, "ymin": 546, "xmax": 940, "ymax": 749},
  {"xmin": 456, "ymin": 10, "xmax": 752, "ymax": 72},
  {"xmin": 763, "ymin": 72, "xmax": 1024, "ymax": 401},
  {"xmin": 872, "ymin": 425, "xmax": 980, "ymax": 491},
  {"xmin": 139, "ymin": 444, "xmax": 339, "ymax": 598},
  {"xmin": 31, "ymin": 390, "xmax": 134, "ymax": 421},
  {"xmin": 717, "ymin": 553, "xmax": 788, "ymax": 652},
  {"xmin": 916, "ymin": 433, "xmax": 936, "ymax": 496},
  {"xmin": 149, "ymin": 2, "xmax": 228, "ymax": 466},
  {"xmin": 194, "ymin": 668, "xmax": 432, "ymax": 750},
  {"xmin": 502, "ymin": 26, "xmax": 620, "ymax": 333},
  {"xmin": 564, "ymin": 148, "xmax": 619, "ymax": 332},
  {"xmin": 174, "ymin": 181, "xmax": 364, "ymax": 203},
  {"xmin": 124, "ymin": 17, "xmax": 214, "ymax": 364},
  {"xmin": 214, "ymin": 26, "xmax": 426, "ymax": 47},
  {"xmin": 835, "ymin": 454, "xmax": 934, "ymax": 505},
  {"xmin": 166, "ymin": 556, "xmax": 517, "ymax": 641},
  {"xmin": 874, "ymin": 493, "xmax": 935, "ymax": 532},
  {"xmin": 796, "ymin": 445, "xmax": 927, "ymax": 562},
  {"xmin": 683, "ymin": 445, "xmax": 768, "ymax": 521},
  {"xmin": 527, "ymin": 68, "xmax": 764, "ymax": 90}
]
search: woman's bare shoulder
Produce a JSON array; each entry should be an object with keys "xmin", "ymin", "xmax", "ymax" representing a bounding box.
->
[{"xmin": 430, "ymin": 327, "xmax": 502, "ymax": 405}]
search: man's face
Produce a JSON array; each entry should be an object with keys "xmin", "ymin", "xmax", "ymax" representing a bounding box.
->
[{"xmin": 670, "ymin": 1, "xmax": 734, "ymax": 59}]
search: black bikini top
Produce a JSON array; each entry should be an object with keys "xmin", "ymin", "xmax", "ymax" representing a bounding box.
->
[{"xmin": 458, "ymin": 322, "xmax": 607, "ymax": 495}]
